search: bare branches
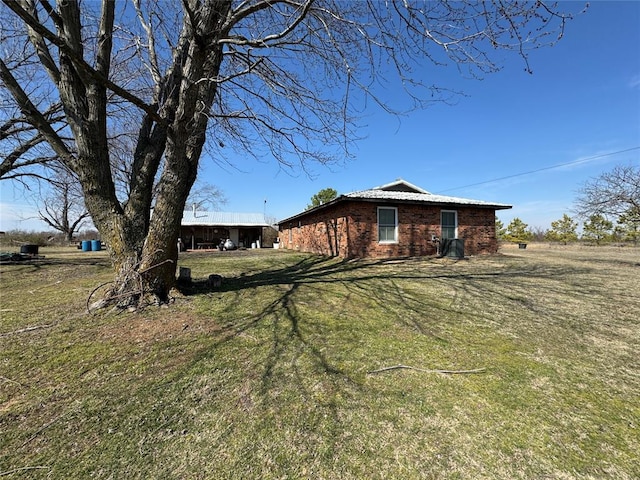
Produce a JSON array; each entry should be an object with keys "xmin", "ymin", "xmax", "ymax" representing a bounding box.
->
[
  {"xmin": 205, "ymin": 0, "xmax": 578, "ymax": 169},
  {"xmin": 94, "ymin": 0, "xmax": 115, "ymax": 77},
  {"xmin": 0, "ymin": 100, "xmax": 66, "ymax": 177},
  {"xmin": 2, "ymin": 0, "xmax": 161, "ymax": 122},
  {"xmin": 132, "ymin": 0, "xmax": 162, "ymax": 88},
  {"xmin": 37, "ymin": 168, "xmax": 90, "ymax": 241},
  {"xmin": 1, "ymin": 0, "xmax": 578, "ymax": 180},
  {"xmin": 21, "ymin": 0, "xmax": 61, "ymax": 83},
  {"xmin": 574, "ymin": 165, "xmax": 640, "ymax": 219},
  {"xmin": 0, "ymin": 57, "xmax": 74, "ymax": 164},
  {"xmin": 0, "ymin": 132, "xmax": 46, "ymax": 175},
  {"xmin": 220, "ymin": 0, "xmax": 313, "ymax": 47},
  {"xmin": 186, "ymin": 182, "xmax": 228, "ymax": 211}
]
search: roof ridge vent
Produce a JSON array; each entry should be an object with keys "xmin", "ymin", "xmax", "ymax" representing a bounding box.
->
[{"xmin": 374, "ymin": 179, "xmax": 430, "ymax": 194}]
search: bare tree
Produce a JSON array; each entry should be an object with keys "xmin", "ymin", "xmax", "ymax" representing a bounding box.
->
[
  {"xmin": 574, "ymin": 165, "xmax": 640, "ymax": 219},
  {"xmin": 37, "ymin": 168, "xmax": 90, "ymax": 242},
  {"xmin": 0, "ymin": 0, "xmax": 578, "ymax": 308},
  {"xmin": 186, "ymin": 183, "xmax": 228, "ymax": 212}
]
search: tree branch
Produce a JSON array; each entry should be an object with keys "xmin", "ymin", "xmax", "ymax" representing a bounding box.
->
[
  {"xmin": 21, "ymin": 0, "xmax": 61, "ymax": 83},
  {"xmin": 0, "ymin": 58, "xmax": 74, "ymax": 164},
  {"xmin": 220, "ymin": 0, "xmax": 314, "ymax": 47},
  {"xmin": 95, "ymin": 0, "xmax": 115, "ymax": 77},
  {"xmin": 367, "ymin": 364, "xmax": 486, "ymax": 375},
  {"xmin": 1, "ymin": 0, "xmax": 163, "ymax": 123}
]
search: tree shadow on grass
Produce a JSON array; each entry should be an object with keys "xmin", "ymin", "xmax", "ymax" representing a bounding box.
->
[
  {"xmin": 175, "ymin": 253, "xmax": 600, "ymax": 459},
  {"xmin": 180, "ymin": 253, "xmax": 600, "ymax": 350},
  {"xmin": 181, "ymin": 253, "xmax": 598, "ymax": 339}
]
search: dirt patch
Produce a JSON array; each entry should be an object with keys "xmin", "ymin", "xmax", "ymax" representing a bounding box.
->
[{"xmin": 97, "ymin": 311, "xmax": 222, "ymax": 345}]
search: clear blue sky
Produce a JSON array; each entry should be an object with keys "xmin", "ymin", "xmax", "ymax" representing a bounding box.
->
[{"xmin": 1, "ymin": 1, "xmax": 639, "ymax": 232}]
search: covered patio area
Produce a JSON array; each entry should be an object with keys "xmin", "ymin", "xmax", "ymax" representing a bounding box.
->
[{"xmin": 179, "ymin": 210, "xmax": 275, "ymax": 251}]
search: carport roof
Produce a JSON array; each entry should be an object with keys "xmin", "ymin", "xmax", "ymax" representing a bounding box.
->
[{"xmin": 181, "ymin": 211, "xmax": 271, "ymax": 227}]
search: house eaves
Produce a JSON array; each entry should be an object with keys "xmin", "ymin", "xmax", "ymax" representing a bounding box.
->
[
  {"xmin": 344, "ymin": 189, "xmax": 512, "ymax": 209},
  {"xmin": 278, "ymin": 187, "xmax": 511, "ymax": 225}
]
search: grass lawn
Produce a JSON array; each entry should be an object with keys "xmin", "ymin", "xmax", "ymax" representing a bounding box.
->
[{"xmin": 1, "ymin": 244, "xmax": 638, "ymax": 479}]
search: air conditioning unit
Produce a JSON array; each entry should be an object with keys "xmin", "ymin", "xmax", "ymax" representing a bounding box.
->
[{"xmin": 441, "ymin": 238, "xmax": 464, "ymax": 259}]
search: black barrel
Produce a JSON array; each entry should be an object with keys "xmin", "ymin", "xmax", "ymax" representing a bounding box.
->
[{"xmin": 20, "ymin": 244, "xmax": 39, "ymax": 255}]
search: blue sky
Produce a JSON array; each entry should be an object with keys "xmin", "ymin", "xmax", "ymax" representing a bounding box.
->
[{"xmin": 1, "ymin": 1, "xmax": 639, "ymax": 232}]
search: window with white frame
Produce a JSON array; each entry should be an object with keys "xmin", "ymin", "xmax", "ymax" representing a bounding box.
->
[
  {"xmin": 441, "ymin": 210, "xmax": 457, "ymax": 239},
  {"xmin": 378, "ymin": 206, "xmax": 398, "ymax": 243}
]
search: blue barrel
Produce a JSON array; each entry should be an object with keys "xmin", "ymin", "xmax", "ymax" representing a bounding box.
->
[
  {"xmin": 81, "ymin": 240, "xmax": 91, "ymax": 252},
  {"xmin": 91, "ymin": 240, "xmax": 102, "ymax": 251}
]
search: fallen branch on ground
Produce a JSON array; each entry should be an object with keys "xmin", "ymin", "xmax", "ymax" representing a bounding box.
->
[
  {"xmin": 0, "ymin": 466, "xmax": 50, "ymax": 477},
  {"xmin": 20, "ymin": 411, "xmax": 70, "ymax": 448},
  {"xmin": 367, "ymin": 364, "xmax": 486, "ymax": 375},
  {"xmin": 0, "ymin": 375, "xmax": 26, "ymax": 387},
  {"xmin": 0, "ymin": 324, "xmax": 53, "ymax": 337}
]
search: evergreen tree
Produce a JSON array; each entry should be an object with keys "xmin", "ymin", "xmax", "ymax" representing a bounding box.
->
[
  {"xmin": 544, "ymin": 214, "xmax": 578, "ymax": 244},
  {"xmin": 505, "ymin": 218, "xmax": 533, "ymax": 243},
  {"xmin": 582, "ymin": 214, "xmax": 613, "ymax": 245},
  {"xmin": 495, "ymin": 218, "xmax": 507, "ymax": 240},
  {"xmin": 306, "ymin": 188, "xmax": 338, "ymax": 210},
  {"xmin": 615, "ymin": 206, "xmax": 640, "ymax": 244}
]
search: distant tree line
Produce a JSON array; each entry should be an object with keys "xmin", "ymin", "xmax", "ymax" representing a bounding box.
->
[
  {"xmin": 497, "ymin": 212, "xmax": 638, "ymax": 246},
  {"xmin": 0, "ymin": 229, "xmax": 101, "ymax": 248},
  {"xmin": 497, "ymin": 165, "xmax": 639, "ymax": 246}
]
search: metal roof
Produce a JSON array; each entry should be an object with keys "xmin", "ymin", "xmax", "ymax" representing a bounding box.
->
[
  {"xmin": 181, "ymin": 211, "xmax": 271, "ymax": 227},
  {"xmin": 343, "ymin": 189, "xmax": 511, "ymax": 208},
  {"xmin": 278, "ymin": 179, "xmax": 511, "ymax": 224}
]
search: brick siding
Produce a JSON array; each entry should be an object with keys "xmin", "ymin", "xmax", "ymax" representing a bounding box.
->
[{"xmin": 279, "ymin": 200, "xmax": 498, "ymax": 258}]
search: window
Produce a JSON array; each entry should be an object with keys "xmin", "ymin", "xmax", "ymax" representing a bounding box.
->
[
  {"xmin": 378, "ymin": 207, "xmax": 398, "ymax": 243},
  {"xmin": 441, "ymin": 210, "xmax": 457, "ymax": 239}
]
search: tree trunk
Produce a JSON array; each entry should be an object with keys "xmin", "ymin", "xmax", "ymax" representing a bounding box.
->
[
  {"xmin": 128, "ymin": 1, "xmax": 228, "ymax": 305},
  {"xmin": 90, "ymin": 1, "xmax": 229, "ymax": 308}
]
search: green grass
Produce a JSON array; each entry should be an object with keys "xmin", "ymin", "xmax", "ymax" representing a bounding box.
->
[{"xmin": 1, "ymin": 244, "xmax": 639, "ymax": 479}]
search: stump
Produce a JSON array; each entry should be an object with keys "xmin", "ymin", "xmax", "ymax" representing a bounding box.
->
[
  {"xmin": 208, "ymin": 274, "xmax": 223, "ymax": 288},
  {"xmin": 177, "ymin": 267, "xmax": 192, "ymax": 284}
]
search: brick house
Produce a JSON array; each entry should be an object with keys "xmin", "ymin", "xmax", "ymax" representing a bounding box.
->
[{"xmin": 277, "ymin": 179, "xmax": 511, "ymax": 258}]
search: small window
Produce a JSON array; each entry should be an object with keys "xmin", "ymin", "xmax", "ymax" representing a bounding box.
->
[
  {"xmin": 378, "ymin": 207, "xmax": 398, "ymax": 243},
  {"xmin": 441, "ymin": 210, "xmax": 457, "ymax": 239}
]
